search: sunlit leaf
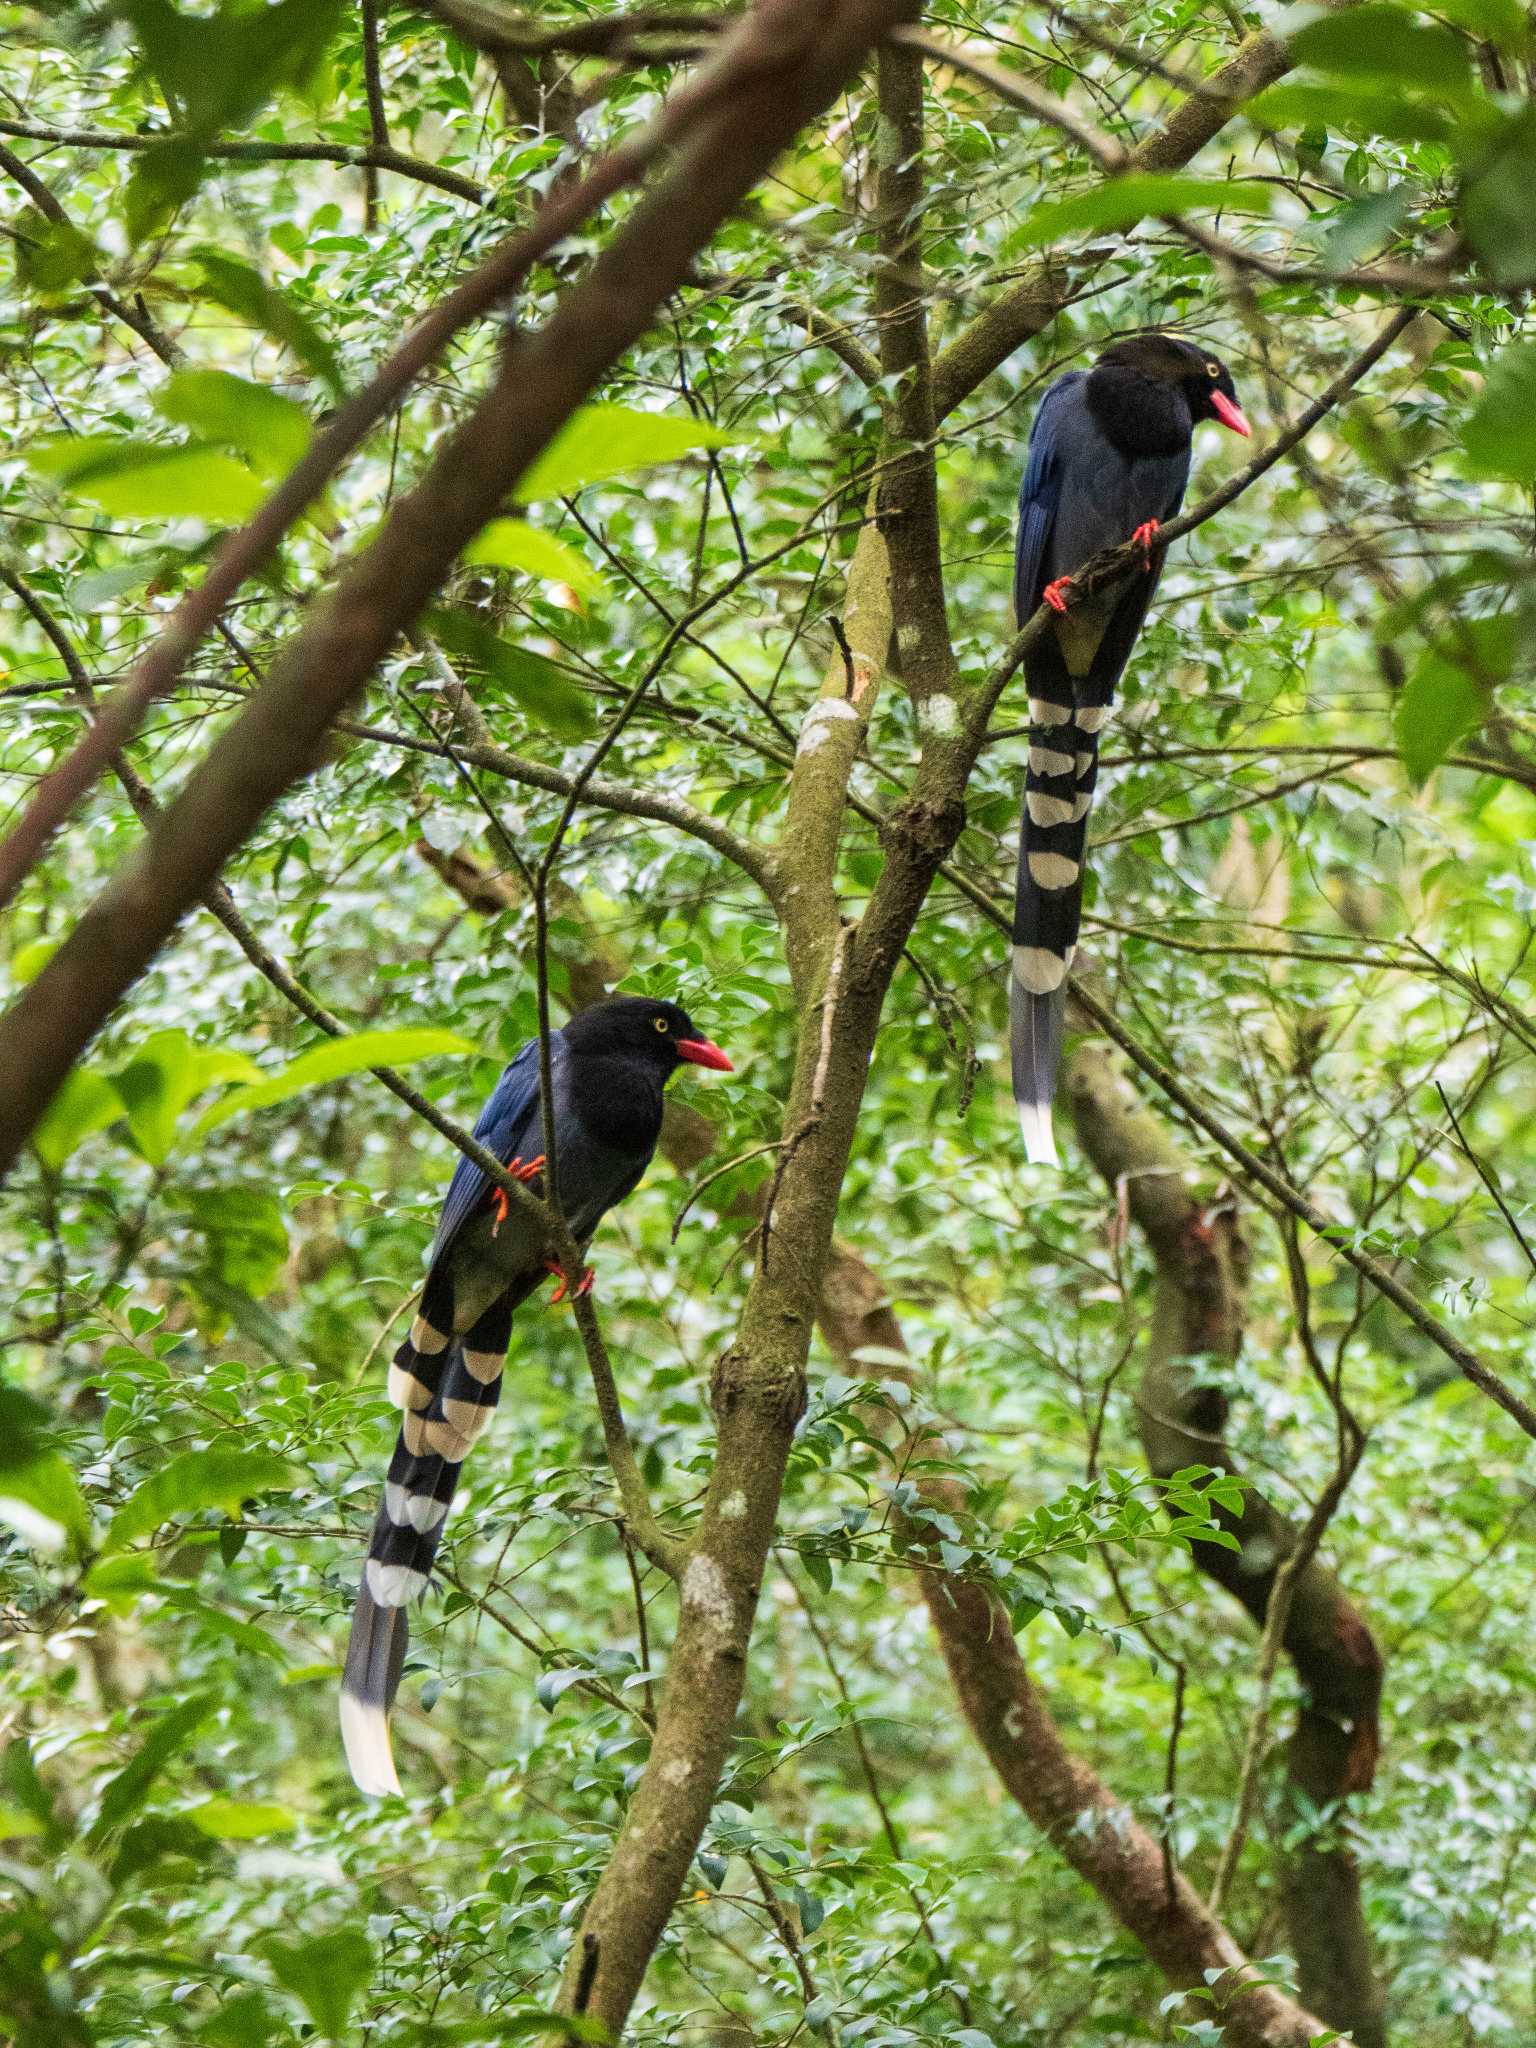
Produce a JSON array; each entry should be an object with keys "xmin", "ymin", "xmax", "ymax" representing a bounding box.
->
[
  {"xmin": 514, "ymin": 404, "xmax": 743, "ymax": 500},
  {"xmin": 111, "ymin": 1029, "xmax": 262, "ymax": 1165},
  {"xmin": 186, "ymin": 1799, "xmax": 297, "ymax": 1839},
  {"xmin": 463, "ymin": 517, "xmax": 605, "ymax": 594},
  {"xmin": 260, "ymin": 1925, "xmax": 373, "ymax": 2040},
  {"xmin": 192, "ymin": 1027, "xmax": 476, "ymax": 1136},
  {"xmin": 103, "ymin": 1448, "xmax": 296, "ymax": 1555},
  {"xmin": 157, "ymin": 371, "xmax": 312, "ymax": 477},
  {"xmin": 1006, "ymin": 176, "xmax": 1275, "ymax": 251},
  {"xmin": 32, "ymin": 1067, "xmax": 126, "ymax": 1169},
  {"xmin": 426, "ymin": 607, "xmax": 594, "ymax": 738},
  {"xmin": 29, "ymin": 434, "xmax": 266, "ymax": 521}
]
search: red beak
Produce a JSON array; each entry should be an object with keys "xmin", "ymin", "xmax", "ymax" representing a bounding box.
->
[
  {"xmin": 1210, "ymin": 391, "xmax": 1251, "ymax": 438},
  {"xmin": 677, "ymin": 1037, "xmax": 733, "ymax": 1072}
]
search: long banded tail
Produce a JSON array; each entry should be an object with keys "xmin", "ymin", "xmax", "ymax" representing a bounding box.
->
[
  {"xmin": 340, "ymin": 1289, "xmax": 513, "ymax": 1796},
  {"xmin": 1010, "ymin": 662, "xmax": 1111, "ymax": 1166}
]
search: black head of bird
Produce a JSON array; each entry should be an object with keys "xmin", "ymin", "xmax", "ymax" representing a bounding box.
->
[
  {"xmin": 562, "ymin": 994, "xmax": 733, "ymax": 1072},
  {"xmin": 1087, "ymin": 333, "xmax": 1251, "ymax": 457}
]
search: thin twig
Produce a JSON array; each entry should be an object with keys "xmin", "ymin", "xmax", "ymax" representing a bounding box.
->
[{"xmin": 0, "ymin": 116, "xmax": 485, "ymax": 202}]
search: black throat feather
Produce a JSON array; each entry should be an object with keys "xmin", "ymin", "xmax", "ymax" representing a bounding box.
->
[
  {"xmin": 1085, "ymin": 365, "xmax": 1194, "ymax": 460},
  {"xmin": 572, "ymin": 1051, "xmax": 668, "ymax": 1157}
]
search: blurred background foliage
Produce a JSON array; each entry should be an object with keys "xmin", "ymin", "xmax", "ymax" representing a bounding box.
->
[{"xmin": 2, "ymin": 0, "xmax": 1536, "ymax": 2042}]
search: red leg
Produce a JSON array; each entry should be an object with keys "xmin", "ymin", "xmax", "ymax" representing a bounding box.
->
[
  {"xmin": 1042, "ymin": 576, "xmax": 1073, "ymax": 614},
  {"xmin": 1131, "ymin": 519, "xmax": 1160, "ymax": 565},
  {"xmin": 544, "ymin": 1257, "xmax": 593, "ymax": 1305},
  {"xmin": 490, "ymin": 1153, "xmax": 546, "ymax": 1235}
]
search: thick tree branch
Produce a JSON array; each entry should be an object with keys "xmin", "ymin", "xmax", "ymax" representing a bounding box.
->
[
  {"xmin": 0, "ymin": 0, "xmax": 914, "ymax": 1184},
  {"xmin": 0, "ymin": 567, "xmax": 551, "ymax": 1235},
  {"xmin": 0, "ymin": 3, "xmax": 799, "ymax": 920},
  {"xmin": 811, "ymin": 1189, "xmax": 1334, "ymax": 2046},
  {"xmin": 1065, "ymin": 1040, "xmax": 1386, "ymax": 2047}
]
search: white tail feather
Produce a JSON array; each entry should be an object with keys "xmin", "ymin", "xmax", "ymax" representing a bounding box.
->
[
  {"xmin": 339, "ymin": 1691, "xmax": 402, "ymax": 1798},
  {"xmin": 1017, "ymin": 1098, "xmax": 1060, "ymax": 1167}
]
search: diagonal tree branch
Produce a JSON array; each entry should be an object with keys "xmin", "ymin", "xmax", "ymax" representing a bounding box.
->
[
  {"xmin": 927, "ymin": 26, "xmax": 1310, "ymax": 419},
  {"xmin": 0, "ymin": 0, "xmax": 917, "ymax": 1184},
  {"xmin": 0, "ymin": 0, "xmax": 817, "ymax": 920}
]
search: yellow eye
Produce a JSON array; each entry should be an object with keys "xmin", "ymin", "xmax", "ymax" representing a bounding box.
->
[
  {"xmin": 654, "ymin": 1016, "xmax": 669, "ymax": 1033},
  {"xmin": 1206, "ymin": 360, "xmax": 1221, "ymax": 377}
]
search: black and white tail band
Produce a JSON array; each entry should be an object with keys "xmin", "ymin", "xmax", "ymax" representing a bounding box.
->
[
  {"xmin": 1010, "ymin": 683, "xmax": 1111, "ymax": 1165},
  {"xmin": 339, "ymin": 1291, "xmax": 512, "ymax": 1796}
]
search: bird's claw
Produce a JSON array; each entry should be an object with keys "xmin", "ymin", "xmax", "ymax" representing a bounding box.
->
[
  {"xmin": 1042, "ymin": 576, "xmax": 1073, "ymax": 614},
  {"xmin": 490, "ymin": 1154, "xmax": 546, "ymax": 1236},
  {"xmin": 1131, "ymin": 520, "xmax": 1160, "ymax": 564},
  {"xmin": 544, "ymin": 1258, "xmax": 594, "ymax": 1305}
]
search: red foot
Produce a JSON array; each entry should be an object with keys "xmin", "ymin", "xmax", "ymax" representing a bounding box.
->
[
  {"xmin": 1131, "ymin": 520, "xmax": 1160, "ymax": 564},
  {"xmin": 1042, "ymin": 576, "xmax": 1073, "ymax": 615},
  {"xmin": 490, "ymin": 1154, "xmax": 546, "ymax": 1235},
  {"xmin": 544, "ymin": 1258, "xmax": 594, "ymax": 1305}
]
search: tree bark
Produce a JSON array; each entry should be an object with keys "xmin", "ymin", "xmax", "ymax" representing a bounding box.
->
[{"xmin": 1065, "ymin": 1039, "xmax": 1386, "ymax": 2048}]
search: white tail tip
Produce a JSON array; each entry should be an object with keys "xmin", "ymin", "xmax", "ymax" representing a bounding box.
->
[
  {"xmin": 339, "ymin": 1691, "xmax": 402, "ymax": 1797},
  {"xmin": 1018, "ymin": 1099, "xmax": 1060, "ymax": 1167}
]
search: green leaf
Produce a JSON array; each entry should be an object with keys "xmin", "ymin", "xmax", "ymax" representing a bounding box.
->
[
  {"xmin": 1396, "ymin": 649, "xmax": 1491, "ymax": 783},
  {"xmin": 9, "ymin": 937, "xmax": 59, "ymax": 985},
  {"xmin": 103, "ymin": 1448, "xmax": 296, "ymax": 1555},
  {"xmin": 157, "ymin": 371, "xmax": 312, "ymax": 478},
  {"xmin": 514, "ymin": 403, "xmax": 742, "ymax": 500},
  {"xmin": 29, "ymin": 435, "xmax": 266, "ymax": 522},
  {"xmin": 463, "ymin": 518, "xmax": 605, "ymax": 594},
  {"xmin": 1251, "ymin": 82, "xmax": 1461, "ymax": 148},
  {"xmin": 1006, "ymin": 176, "xmax": 1275, "ymax": 250},
  {"xmin": 186, "ymin": 1799, "xmax": 297, "ymax": 1840},
  {"xmin": 426, "ymin": 608, "xmax": 594, "ymax": 738},
  {"xmin": 1288, "ymin": 5, "xmax": 1472, "ymax": 90},
  {"xmin": 0, "ymin": 1452, "xmax": 91, "ymax": 1555},
  {"xmin": 1433, "ymin": 0, "xmax": 1527, "ymax": 40},
  {"xmin": 110, "ymin": 1814, "xmax": 218, "ymax": 1889},
  {"xmin": 192, "ymin": 1027, "xmax": 476, "ymax": 1137},
  {"xmin": 111, "ymin": 1029, "xmax": 262, "ymax": 1165},
  {"xmin": 182, "ymin": 1187, "xmax": 290, "ymax": 1299},
  {"xmin": 193, "ymin": 250, "xmax": 344, "ymax": 395},
  {"xmin": 199, "ymin": 1990, "xmax": 285, "ymax": 2048},
  {"xmin": 261, "ymin": 1925, "xmax": 373, "ymax": 2041},
  {"xmin": 1320, "ymin": 186, "xmax": 1412, "ymax": 269},
  {"xmin": 14, "ymin": 209, "xmax": 98, "ymax": 294},
  {"xmin": 125, "ymin": 138, "xmax": 207, "ymax": 244},
  {"xmin": 1462, "ymin": 339, "xmax": 1536, "ymax": 480},
  {"xmin": 124, "ymin": 0, "xmax": 346, "ymax": 137},
  {"xmin": 1463, "ymin": 110, "xmax": 1536, "ymax": 284},
  {"xmin": 90, "ymin": 1692, "xmax": 220, "ymax": 1841},
  {"xmin": 32, "ymin": 1066, "xmax": 127, "ymax": 1169},
  {"xmin": 3, "ymin": 1740, "xmax": 61, "ymax": 1845}
]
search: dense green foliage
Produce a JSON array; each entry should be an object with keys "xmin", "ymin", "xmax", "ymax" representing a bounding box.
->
[{"xmin": 3, "ymin": 3, "xmax": 1536, "ymax": 2044}]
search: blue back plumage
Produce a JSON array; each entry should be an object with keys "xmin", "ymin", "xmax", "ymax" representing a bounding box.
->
[
  {"xmin": 1014, "ymin": 371, "xmax": 1191, "ymax": 622},
  {"xmin": 1012, "ymin": 372, "xmax": 1079, "ymax": 621},
  {"xmin": 428, "ymin": 1034, "xmax": 551, "ymax": 1264}
]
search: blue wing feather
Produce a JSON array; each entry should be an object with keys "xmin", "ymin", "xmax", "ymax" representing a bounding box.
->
[
  {"xmin": 427, "ymin": 1036, "xmax": 551, "ymax": 1265},
  {"xmin": 1012, "ymin": 373, "xmax": 1081, "ymax": 621}
]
